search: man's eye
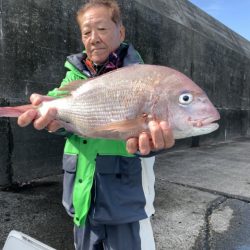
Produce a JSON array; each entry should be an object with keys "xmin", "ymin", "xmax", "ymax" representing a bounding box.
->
[{"xmin": 83, "ymin": 31, "xmax": 90, "ymax": 36}]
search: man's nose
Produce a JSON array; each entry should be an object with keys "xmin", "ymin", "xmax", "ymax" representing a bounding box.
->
[{"xmin": 90, "ymin": 31, "xmax": 100, "ymax": 44}]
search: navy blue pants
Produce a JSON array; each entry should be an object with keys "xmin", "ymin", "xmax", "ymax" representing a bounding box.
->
[{"xmin": 74, "ymin": 217, "xmax": 155, "ymax": 250}]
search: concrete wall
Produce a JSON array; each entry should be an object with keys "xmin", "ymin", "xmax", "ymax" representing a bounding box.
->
[
  {"xmin": 123, "ymin": 0, "xmax": 250, "ymax": 146},
  {"xmin": 0, "ymin": 0, "xmax": 250, "ymax": 186},
  {"xmin": 0, "ymin": 0, "xmax": 83, "ymax": 186}
]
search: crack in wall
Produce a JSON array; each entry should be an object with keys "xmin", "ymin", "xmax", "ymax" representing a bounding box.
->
[
  {"xmin": 0, "ymin": 99, "xmax": 13, "ymax": 188},
  {"xmin": 7, "ymin": 116, "xmax": 13, "ymax": 185},
  {"xmin": 0, "ymin": 0, "xmax": 3, "ymax": 39}
]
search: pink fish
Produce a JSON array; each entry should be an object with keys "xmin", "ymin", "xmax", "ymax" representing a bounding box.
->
[{"xmin": 0, "ymin": 64, "xmax": 220, "ymax": 140}]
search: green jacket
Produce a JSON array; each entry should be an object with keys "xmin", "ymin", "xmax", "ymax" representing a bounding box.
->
[{"xmin": 47, "ymin": 43, "xmax": 144, "ymax": 226}]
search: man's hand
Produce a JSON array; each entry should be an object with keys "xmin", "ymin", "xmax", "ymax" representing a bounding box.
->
[
  {"xmin": 126, "ymin": 121, "xmax": 175, "ymax": 155},
  {"xmin": 17, "ymin": 93, "xmax": 62, "ymax": 132}
]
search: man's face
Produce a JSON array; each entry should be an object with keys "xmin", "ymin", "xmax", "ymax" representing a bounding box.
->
[{"xmin": 79, "ymin": 6, "xmax": 125, "ymax": 65}]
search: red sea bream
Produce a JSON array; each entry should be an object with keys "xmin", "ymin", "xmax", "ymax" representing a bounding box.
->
[{"xmin": 0, "ymin": 64, "xmax": 220, "ymax": 139}]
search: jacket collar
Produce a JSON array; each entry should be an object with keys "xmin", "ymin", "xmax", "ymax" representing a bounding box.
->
[{"xmin": 66, "ymin": 42, "xmax": 143, "ymax": 78}]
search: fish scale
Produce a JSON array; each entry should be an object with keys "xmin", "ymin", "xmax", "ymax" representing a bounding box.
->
[{"xmin": 63, "ymin": 85, "xmax": 147, "ymax": 123}]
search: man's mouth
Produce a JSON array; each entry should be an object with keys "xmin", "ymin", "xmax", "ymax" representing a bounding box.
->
[{"xmin": 92, "ymin": 48, "xmax": 105, "ymax": 53}]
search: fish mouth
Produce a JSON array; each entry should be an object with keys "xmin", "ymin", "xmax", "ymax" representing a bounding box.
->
[
  {"xmin": 189, "ymin": 116, "xmax": 220, "ymax": 128},
  {"xmin": 174, "ymin": 115, "xmax": 220, "ymax": 139}
]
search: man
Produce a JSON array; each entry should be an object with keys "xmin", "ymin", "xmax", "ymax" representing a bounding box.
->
[{"xmin": 18, "ymin": 0, "xmax": 175, "ymax": 249}]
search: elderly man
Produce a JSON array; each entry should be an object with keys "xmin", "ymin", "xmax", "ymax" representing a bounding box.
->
[{"xmin": 18, "ymin": 0, "xmax": 174, "ymax": 249}]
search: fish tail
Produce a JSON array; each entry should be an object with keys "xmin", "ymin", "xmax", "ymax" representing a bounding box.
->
[{"xmin": 0, "ymin": 104, "xmax": 34, "ymax": 117}]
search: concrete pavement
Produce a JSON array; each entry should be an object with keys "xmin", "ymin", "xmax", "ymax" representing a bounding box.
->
[
  {"xmin": 153, "ymin": 137, "xmax": 250, "ymax": 249},
  {"xmin": 1, "ymin": 137, "xmax": 250, "ymax": 250}
]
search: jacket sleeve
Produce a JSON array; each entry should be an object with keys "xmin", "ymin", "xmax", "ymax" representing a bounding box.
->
[
  {"xmin": 47, "ymin": 62, "xmax": 85, "ymax": 98},
  {"xmin": 46, "ymin": 62, "xmax": 86, "ymax": 136}
]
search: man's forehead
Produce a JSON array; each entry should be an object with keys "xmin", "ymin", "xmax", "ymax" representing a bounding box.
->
[
  {"xmin": 81, "ymin": 6, "xmax": 113, "ymax": 25},
  {"xmin": 81, "ymin": 16, "xmax": 112, "ymax": 27}
]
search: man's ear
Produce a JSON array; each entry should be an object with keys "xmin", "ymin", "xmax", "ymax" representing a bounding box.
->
[{"xmin": 120, "ymin": 25, "xmax": 126, "ymax": 42}]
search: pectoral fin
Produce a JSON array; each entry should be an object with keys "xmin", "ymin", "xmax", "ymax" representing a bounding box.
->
[{"xmin": 93, "ymin": 115, "xmax": 148, "ymax": 133}]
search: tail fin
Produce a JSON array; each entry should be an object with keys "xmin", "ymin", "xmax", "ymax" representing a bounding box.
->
[{"xmin": 0, "ymin": 104, "xmax": 34, "ymax": 117}]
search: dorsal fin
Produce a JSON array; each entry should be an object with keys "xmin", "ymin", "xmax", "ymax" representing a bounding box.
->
[{"xmin": 58, "ymin": 79, "xmax": 85, "ymax": 93}]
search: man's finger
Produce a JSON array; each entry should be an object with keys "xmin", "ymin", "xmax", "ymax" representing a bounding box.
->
[
  {"xmin": 17, "ymin": 109, "xmax": 38, "ymax": 127},
  {"xmin": 159, "ymin": 121, "xmax": 175, "ymax": 149},
  {"xmin": 30, "ymin": 94, "xmax": 43, "ymax": 106},
  {"xmin": 47, "ymin": 120, "xmax": 63, "ymax": 132},
  {"xmin": 138, "ymin": 133, "xmax": 150, "ymax": 155},
  {"xmin": 30, "ymin": 94, "xmax": 54, "ymax": 106},
  {"xmin": 33, "ymin": 108, "xmax": 57, "ymax": 130},
  {"xmin": 148, "ymin": 120, "xmax": 165, "ymax": 150},
  {"xmin": 126, "ymin": 138, "xmax": 138, "ymax": 154}
]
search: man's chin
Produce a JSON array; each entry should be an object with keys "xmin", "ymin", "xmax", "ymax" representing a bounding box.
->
[
  {"xmin": 92, "ymin": 57, "xmax": 108, "ymax": 65},
  {"xmin": 90, "ymin": 51, "xmax": 109, "ymax": 64}
]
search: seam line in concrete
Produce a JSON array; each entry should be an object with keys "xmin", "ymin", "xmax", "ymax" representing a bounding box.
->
[{"xmin": 160, "ymin": 179, "xmax": 250, "ymax": 203}]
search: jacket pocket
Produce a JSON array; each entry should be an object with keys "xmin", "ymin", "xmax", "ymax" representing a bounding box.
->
[
  {"xmin": 93, "ymin": 155, "xmax": 146, "ymax": 223},
  {"xmin": 62, "ymin": 153, "xmax": 78, "ymax": 217}
]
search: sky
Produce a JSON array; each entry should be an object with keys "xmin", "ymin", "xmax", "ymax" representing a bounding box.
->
[{"xmin": 188, "ymin": 0, "xmax": 250, "ymax": 41}]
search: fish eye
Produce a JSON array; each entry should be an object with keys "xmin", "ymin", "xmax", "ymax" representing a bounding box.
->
[{"xmin": 179, "ymin": 93, "xmax": 193, "ymax": 105}]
